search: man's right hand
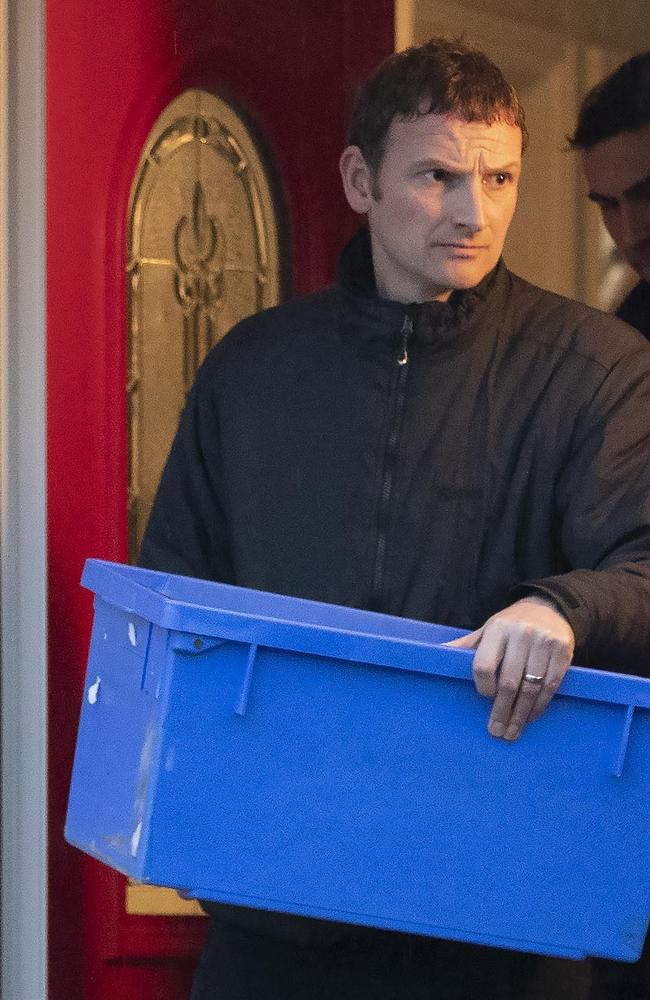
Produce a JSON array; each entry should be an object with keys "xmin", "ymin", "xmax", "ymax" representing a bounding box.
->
[{"xmin": 445, "ymin": 595, "xmax": 575, "ymax": 741}]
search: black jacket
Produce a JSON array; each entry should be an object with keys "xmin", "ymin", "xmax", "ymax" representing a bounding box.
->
[{"xmin": 141, "ymin": 229, "xmax": 650, "ymax": 677}]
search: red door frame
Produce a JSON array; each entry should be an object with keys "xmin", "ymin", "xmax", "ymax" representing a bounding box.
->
[{"xmin": 47, "ymin": 4, "xmax": 394, "ymax": 997}]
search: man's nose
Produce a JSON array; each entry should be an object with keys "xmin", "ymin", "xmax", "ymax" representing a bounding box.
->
[{"xmin": 453, "ymin": 179, "xmax": 486, "ymax": 232}]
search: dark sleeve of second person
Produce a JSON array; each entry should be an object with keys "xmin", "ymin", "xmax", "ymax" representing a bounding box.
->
[{"xmin": 513, "ymin": 344, "xmax": 650, "ymax": 677}]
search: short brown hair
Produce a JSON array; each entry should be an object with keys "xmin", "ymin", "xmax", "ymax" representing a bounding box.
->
[{"xmin": 347, "ymin": 37, "xmax": 528, "ymax": 173}]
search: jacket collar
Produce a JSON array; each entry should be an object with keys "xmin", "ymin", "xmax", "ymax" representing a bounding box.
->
[{"xmin": 336, "ymin": 228, "xmax": 505, "ymax": 356}]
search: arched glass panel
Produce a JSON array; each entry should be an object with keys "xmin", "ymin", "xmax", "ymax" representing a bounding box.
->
[{"xmin": 127, "ymin": 88, "xmax": 285, "ymax": 561}]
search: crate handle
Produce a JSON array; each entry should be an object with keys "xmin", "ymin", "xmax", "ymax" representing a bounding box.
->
[
  {"xmin": 611, "ymin": 705, "xmax": 635, "ymax": 777},
  {"xmin": 235, "ymin": 643, "xmax": 258, "ymax": 717}
]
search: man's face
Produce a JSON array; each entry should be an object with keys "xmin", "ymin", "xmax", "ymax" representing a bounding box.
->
[
  {"xmin": 581, "ymin": 122, "xmax": 650, "ymax": 283},
  {"xmin": 341, "ymin": 113, "xmax": 522, "ymax": 303}
]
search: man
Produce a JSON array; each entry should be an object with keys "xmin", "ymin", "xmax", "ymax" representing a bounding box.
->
[
  {"xmin": 141, "ymin": 38, "xmax": 650, "ymax": 1000},
  {"xmin": 571, "ymin": 51, "xmax": 650, "ymax": 1000},
  {"xmin": 570, "ymin": 50, "xmax": 650, "ymax": 340}
]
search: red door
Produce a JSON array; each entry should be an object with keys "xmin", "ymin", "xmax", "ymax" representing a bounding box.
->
[{"xmin": 47, "ymin": 3, "xmax": 394, "ymax": 997}]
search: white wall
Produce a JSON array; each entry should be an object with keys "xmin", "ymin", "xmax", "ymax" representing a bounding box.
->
[{"xmin": 0, "ymin": 0, "xmax": 48, "ymax": 996}]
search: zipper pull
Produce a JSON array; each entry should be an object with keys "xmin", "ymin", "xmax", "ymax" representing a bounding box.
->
[{"xmin": 398, "ymin": 315, "xmax": 412, "ymax": 366}]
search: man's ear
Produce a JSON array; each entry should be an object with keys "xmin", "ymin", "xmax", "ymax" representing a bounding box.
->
[{"xmin": 339, "ymin": 145, "xmax": 375, "ymax": 214}]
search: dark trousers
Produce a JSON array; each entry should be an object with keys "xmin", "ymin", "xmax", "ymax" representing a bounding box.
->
[
  {"xmin": 589, "ymin": 932, "xmax": 650, "ymax": 1000},
  {"xmin": 190, "ymin": 919, "xmax": 539, "ymax": 1000}
]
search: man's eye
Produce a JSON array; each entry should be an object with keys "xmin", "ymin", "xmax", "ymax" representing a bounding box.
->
[
  {"xmin": 421, "ymin": 168, "xmax": 447, "ymax": 182},
  {"xmin": 485, "ymin": 172, "xmax": 512, "ymax": 189}
]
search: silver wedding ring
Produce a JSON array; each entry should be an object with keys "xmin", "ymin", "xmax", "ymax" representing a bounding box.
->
[{"xmin": 523, "ymin": 673, "xmax": 544, "ymax": 685}]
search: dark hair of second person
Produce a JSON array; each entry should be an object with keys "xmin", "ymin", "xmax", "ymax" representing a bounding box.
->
[{"xmin": 569, "ymin": 50, "xmax": 650, "ymax": 149}]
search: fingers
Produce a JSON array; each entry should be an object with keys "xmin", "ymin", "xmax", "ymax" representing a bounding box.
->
[
  {"xmin": 486, "ymin": 627, "xmax": 532, "ymax": 736},
  {"xmin": 444, "ymin": 629, "xmax": 483, "ymax": 649},
  {"xmin": 509, "ymin": 634, "xmax": 571, "ymax": 737},
  {"xmin": 470, "ymin": 626, "xmax": 507, "ymax": 698},
  {"xmin": 526, "ymin": 646, "xmax": 567, "ymax": 722},
  {"xmin": 489, "ymin": 638, "xmax": 570, "ymax": 739},
  {"xmin": 446, "ymin": 627, "xmax": 508, "ymax": 698},
  {"xmin": 489, "ymin": 635, "xmax": 550, "ymax": 738},
  {"xmin": 465, "ymin": 598, "xmax": 574, "ymax": 740},
  {"xmin": 498, "ymin": 674, "xmax": 544, "ymax": 740}
]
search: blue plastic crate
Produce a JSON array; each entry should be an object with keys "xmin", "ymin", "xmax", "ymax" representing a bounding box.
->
[{"xmin": 66, "ymin": 559, "xmax": 650, "ymax": 961}]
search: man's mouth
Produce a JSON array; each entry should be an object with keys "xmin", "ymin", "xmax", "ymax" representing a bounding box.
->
[{"xmin": 435, "ymin": 243, "xmax": 488, "ymax": 250}]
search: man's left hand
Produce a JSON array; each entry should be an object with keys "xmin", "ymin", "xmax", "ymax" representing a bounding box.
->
[{"xmin": 445, "ymin": 596, "xmax": 575, "ymax": 741}]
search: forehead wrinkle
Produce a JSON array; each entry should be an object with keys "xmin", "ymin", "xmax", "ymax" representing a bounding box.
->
[
  {"xmin": 477, "ymin": 149, "xmax": 519, "ymax": 172},
  {"xmin": 389, "ymin": 117, "xmax": 520, "ymax": 165},
  {"xmin": 391, "ymin": 113, "xmax": 519, "ymax": 140}
]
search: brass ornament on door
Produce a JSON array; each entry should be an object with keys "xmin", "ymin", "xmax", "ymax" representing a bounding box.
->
[
  {"xmin": 127, "ymin": 89, "xmax": 284, "ymax": 563},
  {"xmin": 173, "ymin": 180, "xmax": 227, "ymax": 394}
]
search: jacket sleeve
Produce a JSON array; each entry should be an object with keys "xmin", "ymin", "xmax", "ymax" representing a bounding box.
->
[
  {"xmin": 137, "ymin": 352, "xmax": 233, "ymax": 583},
  {"xmin": 513, "ymin": 346, "xmax": 650, "ymax": 676}
]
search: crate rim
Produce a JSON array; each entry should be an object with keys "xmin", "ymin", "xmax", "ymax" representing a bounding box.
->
[{"xmin": 81, "ymin": 558, "xmax": 650, "ymax": 710}]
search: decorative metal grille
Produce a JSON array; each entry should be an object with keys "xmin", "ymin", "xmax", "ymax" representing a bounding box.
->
[{"xmin": 127, "ymin": 89, "xmax": 284, "ymax": 562}]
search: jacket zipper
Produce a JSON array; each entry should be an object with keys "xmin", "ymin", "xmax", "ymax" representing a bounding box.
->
[{"xmin": 370, "ymin": 314, "xmax": 412, "ymax": 610}]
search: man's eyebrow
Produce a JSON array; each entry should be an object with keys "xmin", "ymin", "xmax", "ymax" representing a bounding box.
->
[
  {"xmin": 484, "ymin": 161, "xmax": 520, "ymax": 174},
  {"xmin": 410, "ymin": 158, "xmax": 520, "ymax": 173},
  {"xmin": 588, "ymin": 172, "xmax": 650, "ymax": 205},
  {"xmin": 411, "ymin": 158, "xmax": 461, "ymax": 171}
]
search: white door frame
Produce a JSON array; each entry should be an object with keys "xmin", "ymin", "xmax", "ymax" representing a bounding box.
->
[{"xmin": 0, "ymin": 0, "xmax": 48, "ymax": 996}]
